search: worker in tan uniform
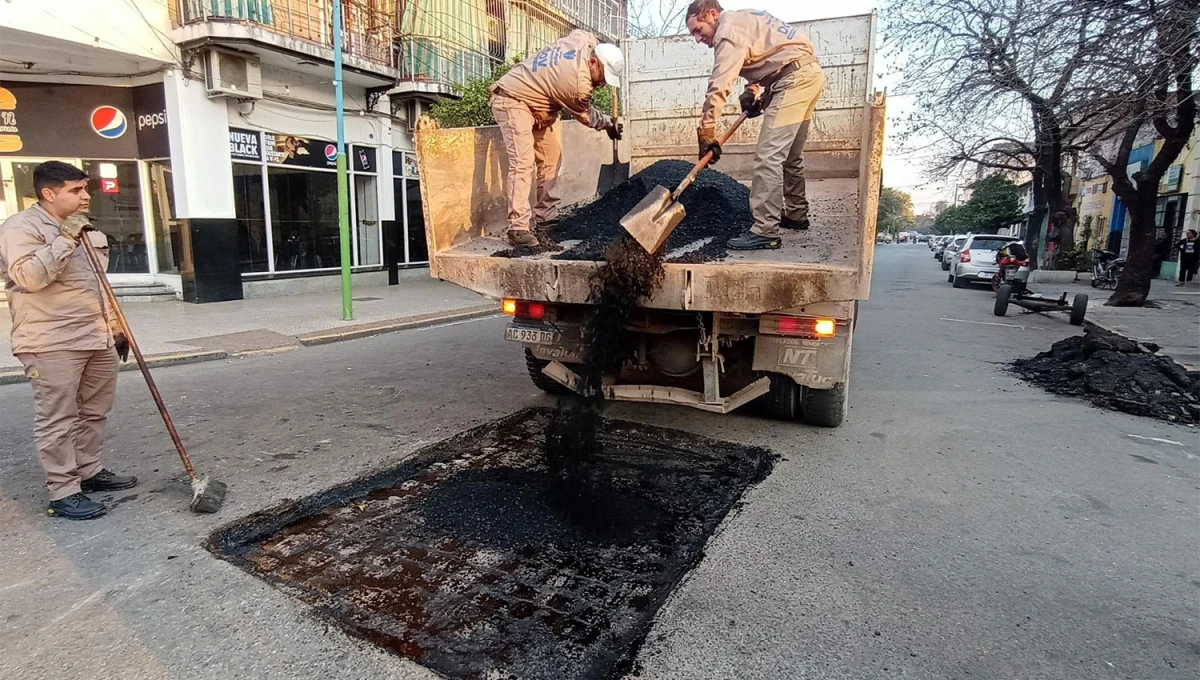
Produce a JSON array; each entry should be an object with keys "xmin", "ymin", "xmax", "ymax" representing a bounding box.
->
[
  {"xmin": 490, "ymin": 30, "xmax": 625, "ymax": 247},
  {"xmin": 0, "ymin": 161, "xmax": 135, "ymax": 520},
  {"xmin": 686, "ymin": 0, "xmax": 826, "ymax": 250}
]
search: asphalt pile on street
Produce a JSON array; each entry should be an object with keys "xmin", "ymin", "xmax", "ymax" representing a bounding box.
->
[
  {"xmin": 1012, "ymin": 325, "xmax": 1200, "ymax": 424},
  {"xmin": 496, "ymin": 159, "xmax": 753, "ymax": 262}
]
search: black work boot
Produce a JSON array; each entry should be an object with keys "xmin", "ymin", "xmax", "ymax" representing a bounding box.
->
[
  {"xmin": 47, "ymin": 493, "xmax": 107, "ymax": 520},
  {"xmin": 507, "ymin": 230, "xmax": 540, "ymax": 247},
  {"xmin": 727, "ymin": 232, "xmax": 782, "ymax": 250},
  {"xmin": 81, "ymin": 469, "xmax": 138, "ymax": 493},
  {"xmin": 536, "ymin": 217, "xmax": 560, "ymax": 231},
  {"xmin": 781, "ymin": 216, "xmax": 810, "ymax": 231}
]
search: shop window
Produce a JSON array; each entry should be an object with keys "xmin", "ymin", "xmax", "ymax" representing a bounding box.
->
[
  {"xmin": 354, "ymin": 174, "xmax": 380, "ymax": 266},
  {"xmin": 84, "ymin": 160, "xmax": 148, "ymax": 274},
  {"xmin": 405, "ymin": 179, "xmax": 428, "ymax": 263},
  {"xmin": 269, "ymin": 166, "xmax": 340, "ymax": 271},
  {"xmin": 233, "ymin": 163, "xmax": 269, "ymax": 273},
  {"xmin": 148, "ymin": 160, "xmax": 181, "ymax": 275}
]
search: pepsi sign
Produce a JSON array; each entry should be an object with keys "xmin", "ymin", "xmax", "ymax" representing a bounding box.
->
[{"xmin": 91, "ymin": 106, "xmax": 128, "ymax": 139}]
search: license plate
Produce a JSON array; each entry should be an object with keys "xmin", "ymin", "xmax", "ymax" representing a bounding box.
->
[{"xmin": 505, "ymin": 325, "xmax": 557, "ymax": 345}]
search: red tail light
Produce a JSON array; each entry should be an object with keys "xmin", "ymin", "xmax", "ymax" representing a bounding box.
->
[
  {"xmin": 772, "ymin": 316, "xmax": 837, "ymax": 338},
  {"xmin": 501, "ymin": 298, "xmax": 547, "ymax": 320},
  {"xmin": 960, "ymin": 250, "xmax": 972, "ymax": 263}
]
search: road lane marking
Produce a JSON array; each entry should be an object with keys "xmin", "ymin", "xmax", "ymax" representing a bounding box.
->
[
  {"xmin": 1126, "ymin": 434, "xmax": 1185, "ymax": 446},
  {"xmin": 939, "ymin": 316, "xmax": 1026, "ymax": 329}
]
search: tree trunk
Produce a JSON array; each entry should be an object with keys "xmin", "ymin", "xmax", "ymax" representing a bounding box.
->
[
  {"xmin": 1108, "ymin": 198, "xmax": 1157, "ymax": 306},
  {"xmin": 1027, "ymin": 168, "xmax": 1046, "ymax": 270}
]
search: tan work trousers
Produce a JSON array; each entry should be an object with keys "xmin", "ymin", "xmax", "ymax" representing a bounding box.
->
[
  {"xmin": 749, "ymin": 62, "xmax": 826, "ymax": 238},
  {"xmin": 490, "ymin": 93, "xmax": 563, "ymax": 233},
  {"xmin": 16, "ymin": 349, "xmax": 119, "ymax": 501}
]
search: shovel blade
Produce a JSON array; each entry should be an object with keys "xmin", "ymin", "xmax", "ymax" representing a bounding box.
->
[{"xmin": 620, "ymin": 185, "xmax": 687, "ymax": 254}]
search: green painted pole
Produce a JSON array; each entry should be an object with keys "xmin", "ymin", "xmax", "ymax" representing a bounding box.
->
[{"xmin": 333, "ymin": 0, "xmax": 352, "ymax": 320}]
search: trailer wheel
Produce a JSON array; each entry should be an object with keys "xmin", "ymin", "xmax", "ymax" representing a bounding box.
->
[
  {"xmin": 994, "ymin": 284, "xmax": 1012, "ymax": 317},
  {"xmin": 803, "ymin": 383, "xmax": 847, "ymax": 428},
  {"xmin": 1069, "ymin": 294, "xmax": 1088, "ymax": 326},
  {"xmin": 758, "ymin": 373, "xmax": 801, "ymax": 421},
  {"xmin": 525, "ymin": 349, "xmax": 571, "ymax": 395}
]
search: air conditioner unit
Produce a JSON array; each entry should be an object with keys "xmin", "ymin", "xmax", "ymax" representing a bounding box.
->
[{"xmin": 204, "ymin": 48, "xmax": 263, "ymax": 100}]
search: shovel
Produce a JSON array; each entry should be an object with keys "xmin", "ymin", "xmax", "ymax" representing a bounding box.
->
[
  {"xmin": 620, "ymin": 112, "xmax": 749, "ymax": 253},
  {"xmin": 596, "ymin": 89, "xmax": 629, "ymax": 195}
]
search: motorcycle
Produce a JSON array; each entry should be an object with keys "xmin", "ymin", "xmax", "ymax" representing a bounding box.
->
[
  {"xmin": 991, "ymin": 244, "xmax": 1031, "ymax": 294},
  {"xmin": 1091, "ymin": 250, "xmax": 1123, "ymax": 290}
]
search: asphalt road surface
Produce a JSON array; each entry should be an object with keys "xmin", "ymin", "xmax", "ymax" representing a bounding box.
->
[{"xmin": 1, "ymin": 245, "xmax": 1196, "ymax": 680}]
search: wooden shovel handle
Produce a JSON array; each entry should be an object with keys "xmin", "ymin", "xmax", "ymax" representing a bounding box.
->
[{"xmin": 673, "ymin": 112, "xmax": 749, "ymax": 201}]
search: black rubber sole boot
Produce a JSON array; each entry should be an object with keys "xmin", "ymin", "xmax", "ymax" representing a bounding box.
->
[
  {"xmin": 727, "ymin": 232, "xmax": 782, "ymax": 250},
  {"xmin": 81, "ymin": 469, "xmax": 138, "ymax": 493},
  {"xmin": 47, "ymin": 493, "xmax": 107, "ymax": 520}
]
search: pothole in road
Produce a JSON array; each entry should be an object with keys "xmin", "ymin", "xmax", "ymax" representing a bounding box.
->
[{"xmin": 207, "ymin": 407, "xmax": 774, "ymax": 680}]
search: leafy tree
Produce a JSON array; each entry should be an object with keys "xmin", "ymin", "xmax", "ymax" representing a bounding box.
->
[
  {"xmin": 877, "ymin": 187, "xmax": 914, "ymax": 238},
  {"xmin": 963, "ymin": 175, "xmax": 1023, "ymax": 234},
  {"xmin": 427, "ymin": 56, "xmax": 618, "ymax": 128}
]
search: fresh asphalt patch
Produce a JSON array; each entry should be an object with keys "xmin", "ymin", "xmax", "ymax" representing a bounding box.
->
[{"xmin": 207, "ymin": 407, "xmax": 774, "ymax": 680}]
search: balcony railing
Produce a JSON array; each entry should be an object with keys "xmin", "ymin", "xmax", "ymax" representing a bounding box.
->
[{"xmin": 176, "ymin": 0, "xmax": 397, "ymax": 70}]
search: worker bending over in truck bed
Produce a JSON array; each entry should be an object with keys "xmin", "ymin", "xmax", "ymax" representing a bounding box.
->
[
  {"xmin": 687, "ymin": 0, "xmax": 826, "ymax": 251},
  {"xmin": 490, "ymin": 31, "xmax": 625, "ymax": 247}
]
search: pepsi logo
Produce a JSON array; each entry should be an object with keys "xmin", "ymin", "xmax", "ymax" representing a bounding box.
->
[
  {"xmin": 324, "ymin": 144, "xmax": 338, "ymax": 161},
  {"xmin": 91, "ymin": 106, "xmax": 127, "ymax": 139}
]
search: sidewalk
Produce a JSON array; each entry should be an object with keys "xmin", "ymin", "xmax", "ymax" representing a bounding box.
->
[
  {"xmin": 1061, "ymin": 277, "xmax": 1200, "ymax": 369},
  {"xmin": 0, "ymin": 278, "xmax": 497, "ymax": 382}
]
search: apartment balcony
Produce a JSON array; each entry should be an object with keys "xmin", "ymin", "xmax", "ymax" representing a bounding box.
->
[{"xmin": 171, "ymin": 0, "xmax": 400, "ymax": 86}]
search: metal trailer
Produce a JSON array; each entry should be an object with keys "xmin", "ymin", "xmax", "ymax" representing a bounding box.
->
[{"xmin": 414, "ymin": 14, "xmax": 883, "ymax": 427}]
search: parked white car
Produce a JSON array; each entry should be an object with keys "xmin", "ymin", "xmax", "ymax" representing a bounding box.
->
[
  {"xmin": 948, "ymin": 234, "xmax": 1023, "ymax": 288},
  {"xmin": 940, "ymin": 235, "xmax": 969, "ymax": 270}
]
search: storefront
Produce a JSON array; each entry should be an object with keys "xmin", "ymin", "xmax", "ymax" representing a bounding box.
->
[{"xmin": 0, "ymin": 81, "xmax": 178, "ymax": 285}]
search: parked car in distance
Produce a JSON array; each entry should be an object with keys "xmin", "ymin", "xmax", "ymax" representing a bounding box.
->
[
  {"xmin": 940, "ymin": 235, "xmax": 969, "ymax": 270},
  {"xmin": 949, "ymin": 234, "xmax": 1023, "ymax": 287}
]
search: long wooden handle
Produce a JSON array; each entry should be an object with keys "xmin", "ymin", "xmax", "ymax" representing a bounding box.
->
[
  {"xmin": 672, "ymin": 112, "xmax": 749, "ymax": 201},
  {"xmin": 611, "ymin": 89, "xmax": 619, "ymax": 152},
  {"xmin": 80, "ymin": 234, "xmax": 198, "ymax": 483}
]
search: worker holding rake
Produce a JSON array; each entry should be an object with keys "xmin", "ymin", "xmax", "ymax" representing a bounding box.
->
[{"xmin": 686, "ymin": 0, "xmax": 826, "ymax": 251}]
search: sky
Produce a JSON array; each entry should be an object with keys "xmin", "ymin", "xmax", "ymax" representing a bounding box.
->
[{"xmin": 680, "ymin": 0, "xmax": 958, "ymax": 213}]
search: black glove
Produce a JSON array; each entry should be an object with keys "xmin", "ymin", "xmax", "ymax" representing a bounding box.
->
[
  {"xmin": 114, "ymin": 333, "xmax": 130, "ymax": 363},
  {"xmin": 697, "ymin": 126, "xmax": 722, "ymax": 164},
  {"xmin": 739, "ymin": 88, "xmax": 764, "ymax": 118},
  {"xmin": 606, "ymin": 121, "xmax": 623, "ymax": 141}
]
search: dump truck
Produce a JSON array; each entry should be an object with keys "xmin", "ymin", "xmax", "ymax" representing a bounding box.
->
[{"xmin": 414, "ymin": 14, "xmax": 882, "ymax": 427}]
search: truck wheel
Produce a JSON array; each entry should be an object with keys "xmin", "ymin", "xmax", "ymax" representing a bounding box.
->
[
  {"xmin": 803, "ymin": 384, "xmax": 847, "ymax": 428},
  {"xmin": 525, "ymin": 349, "xmax": 571, "ymax": 395},
  {"xmin": 994, "ymin": 284, "xmax": 1011, "ymax": 317},
  {"xmin": 1069, "ymin": 294, "xmax": 1088, "ymax": 326},
  {"xmin": 758, "ymin": 373, "xmax": 801, "ymax": 421}
]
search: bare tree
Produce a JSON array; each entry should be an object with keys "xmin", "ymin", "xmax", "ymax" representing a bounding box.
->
[
  {"xmin": 626, "ymin": 0, "xmax": 688, "ymax": 38},
  {"xmin": 1078, "ymin": 0, "xmax": 1199, "ymax": 306}
]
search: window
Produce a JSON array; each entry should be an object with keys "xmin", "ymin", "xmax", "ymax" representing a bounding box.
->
[
  {"xmin": 147, "ymin": 160, "xmax": 181, "ymax": 275},
  {"xmin": 406, "ymin": 179, "xmax": 428, "ymax": 262},
  {"xmin": 84, "ymin": 160, "xmax": 148, "ymax": 274},
  {"xmin": 354, "ymin": 174, "xmax": 381, "ymax": 266},
  {"xmin": 269, "ymin": 166, "xmax": 340, "ymax": 271},
  {"xmin": 233, "ymin": 163, "xmax": 269, "ymax": 273},
  {"xmin": 392, "ymin": 150, "xmax": 427, "ymax": 265}
]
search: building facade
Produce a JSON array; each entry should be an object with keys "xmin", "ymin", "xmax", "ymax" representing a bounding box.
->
[{"xmin": 1, "ymin": 0, "xmax": 625, "ymax": 302}]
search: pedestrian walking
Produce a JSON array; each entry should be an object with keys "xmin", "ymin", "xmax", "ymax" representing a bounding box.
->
[
  {"xmin": 0, "ymin": 161, "xmax": 136, "ymax": 520},
  {"xmin": 1177, "ymin": 229, "xmax": 1198, "ymax": 286},
  {"xmin": 685, "ymin": 0, "xmax": 826, "ymax": 251},
  {"xmin": 489, "ymin": 30, "xmax": 624, "ymax": 247}
]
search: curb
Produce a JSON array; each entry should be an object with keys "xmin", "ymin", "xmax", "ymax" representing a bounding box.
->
[
  {"xmin": 296, "ymin": 305, "xmax": 499, "ymax": 346},
  {"xmin": 0, "ymin": 305, "xmax": 501, "ymax": 386}
]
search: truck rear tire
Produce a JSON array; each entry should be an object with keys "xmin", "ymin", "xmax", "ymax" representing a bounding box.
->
[
  {"xmin": 802, "ymin": 384, "xmax": 847, "ymax": 428},
  {"xmin": 759, "ymin": 373, "xmax": 802, "ymax": 420},
  {"xmin": 525, "ymin": 349, "xmax": 571, "ymax": 395}
]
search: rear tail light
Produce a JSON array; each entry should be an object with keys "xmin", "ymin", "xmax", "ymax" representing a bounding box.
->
[
  {"xmin": 501, "ymin": 298, "xmax": 547, "ymax": 320},
  {"xmin": 960, "ymin": 250, "xmax": 972, "ymax": 263},
  {"xmin": 771, "ymin": 316, "xmax": 838, "ymax": 338}
]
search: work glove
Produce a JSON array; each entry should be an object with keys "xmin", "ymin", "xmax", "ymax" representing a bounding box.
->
[
  {"xmin": 61, "ymin": 213, "xmax": 91, "ymax": 243},
  {"xmin": 739, "ymin": 87, "xmax": 765, "ymax": 118},
  {"xmin": 113, "ymin": 332, "xmax": 130, "ymax": 363},
  {"xmin": 606, "ymin": 120, "xmax": 623, "ymax": 141},
  {"xmin": 697, "ymin": 126, "xmax": 722, "ymax": 165}
]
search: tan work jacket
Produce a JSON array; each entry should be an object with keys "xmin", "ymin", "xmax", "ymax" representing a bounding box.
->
[
  {"xmin": 0, "ymin": 204, "xmax": 116, "ymax": 354},
  {"xmin": 492, "ymin": 29, "xmax": 612, "ymax": 131},
  {"xmin": 700, "ymin": 10, "xmax": 819, "ymax": 129}
]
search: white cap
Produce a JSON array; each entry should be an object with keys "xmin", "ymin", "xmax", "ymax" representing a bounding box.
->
[{"xmin": 593, "ymin": 43, "xmax": 624, "ymax": 87}]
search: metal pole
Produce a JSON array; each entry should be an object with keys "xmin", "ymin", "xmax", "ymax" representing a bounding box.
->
[{"xmin": 334, "ymin": 0, "xmax": 353, "ymax": 320}]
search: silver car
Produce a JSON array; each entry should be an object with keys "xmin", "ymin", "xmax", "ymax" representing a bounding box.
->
[
  {"xmin": 940, "ymin": 235, "xmax": 968, "ymax": 270},
  {"xmin": 949, "ymin": 234, "xmax": 1023, "ymax": 288}
]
